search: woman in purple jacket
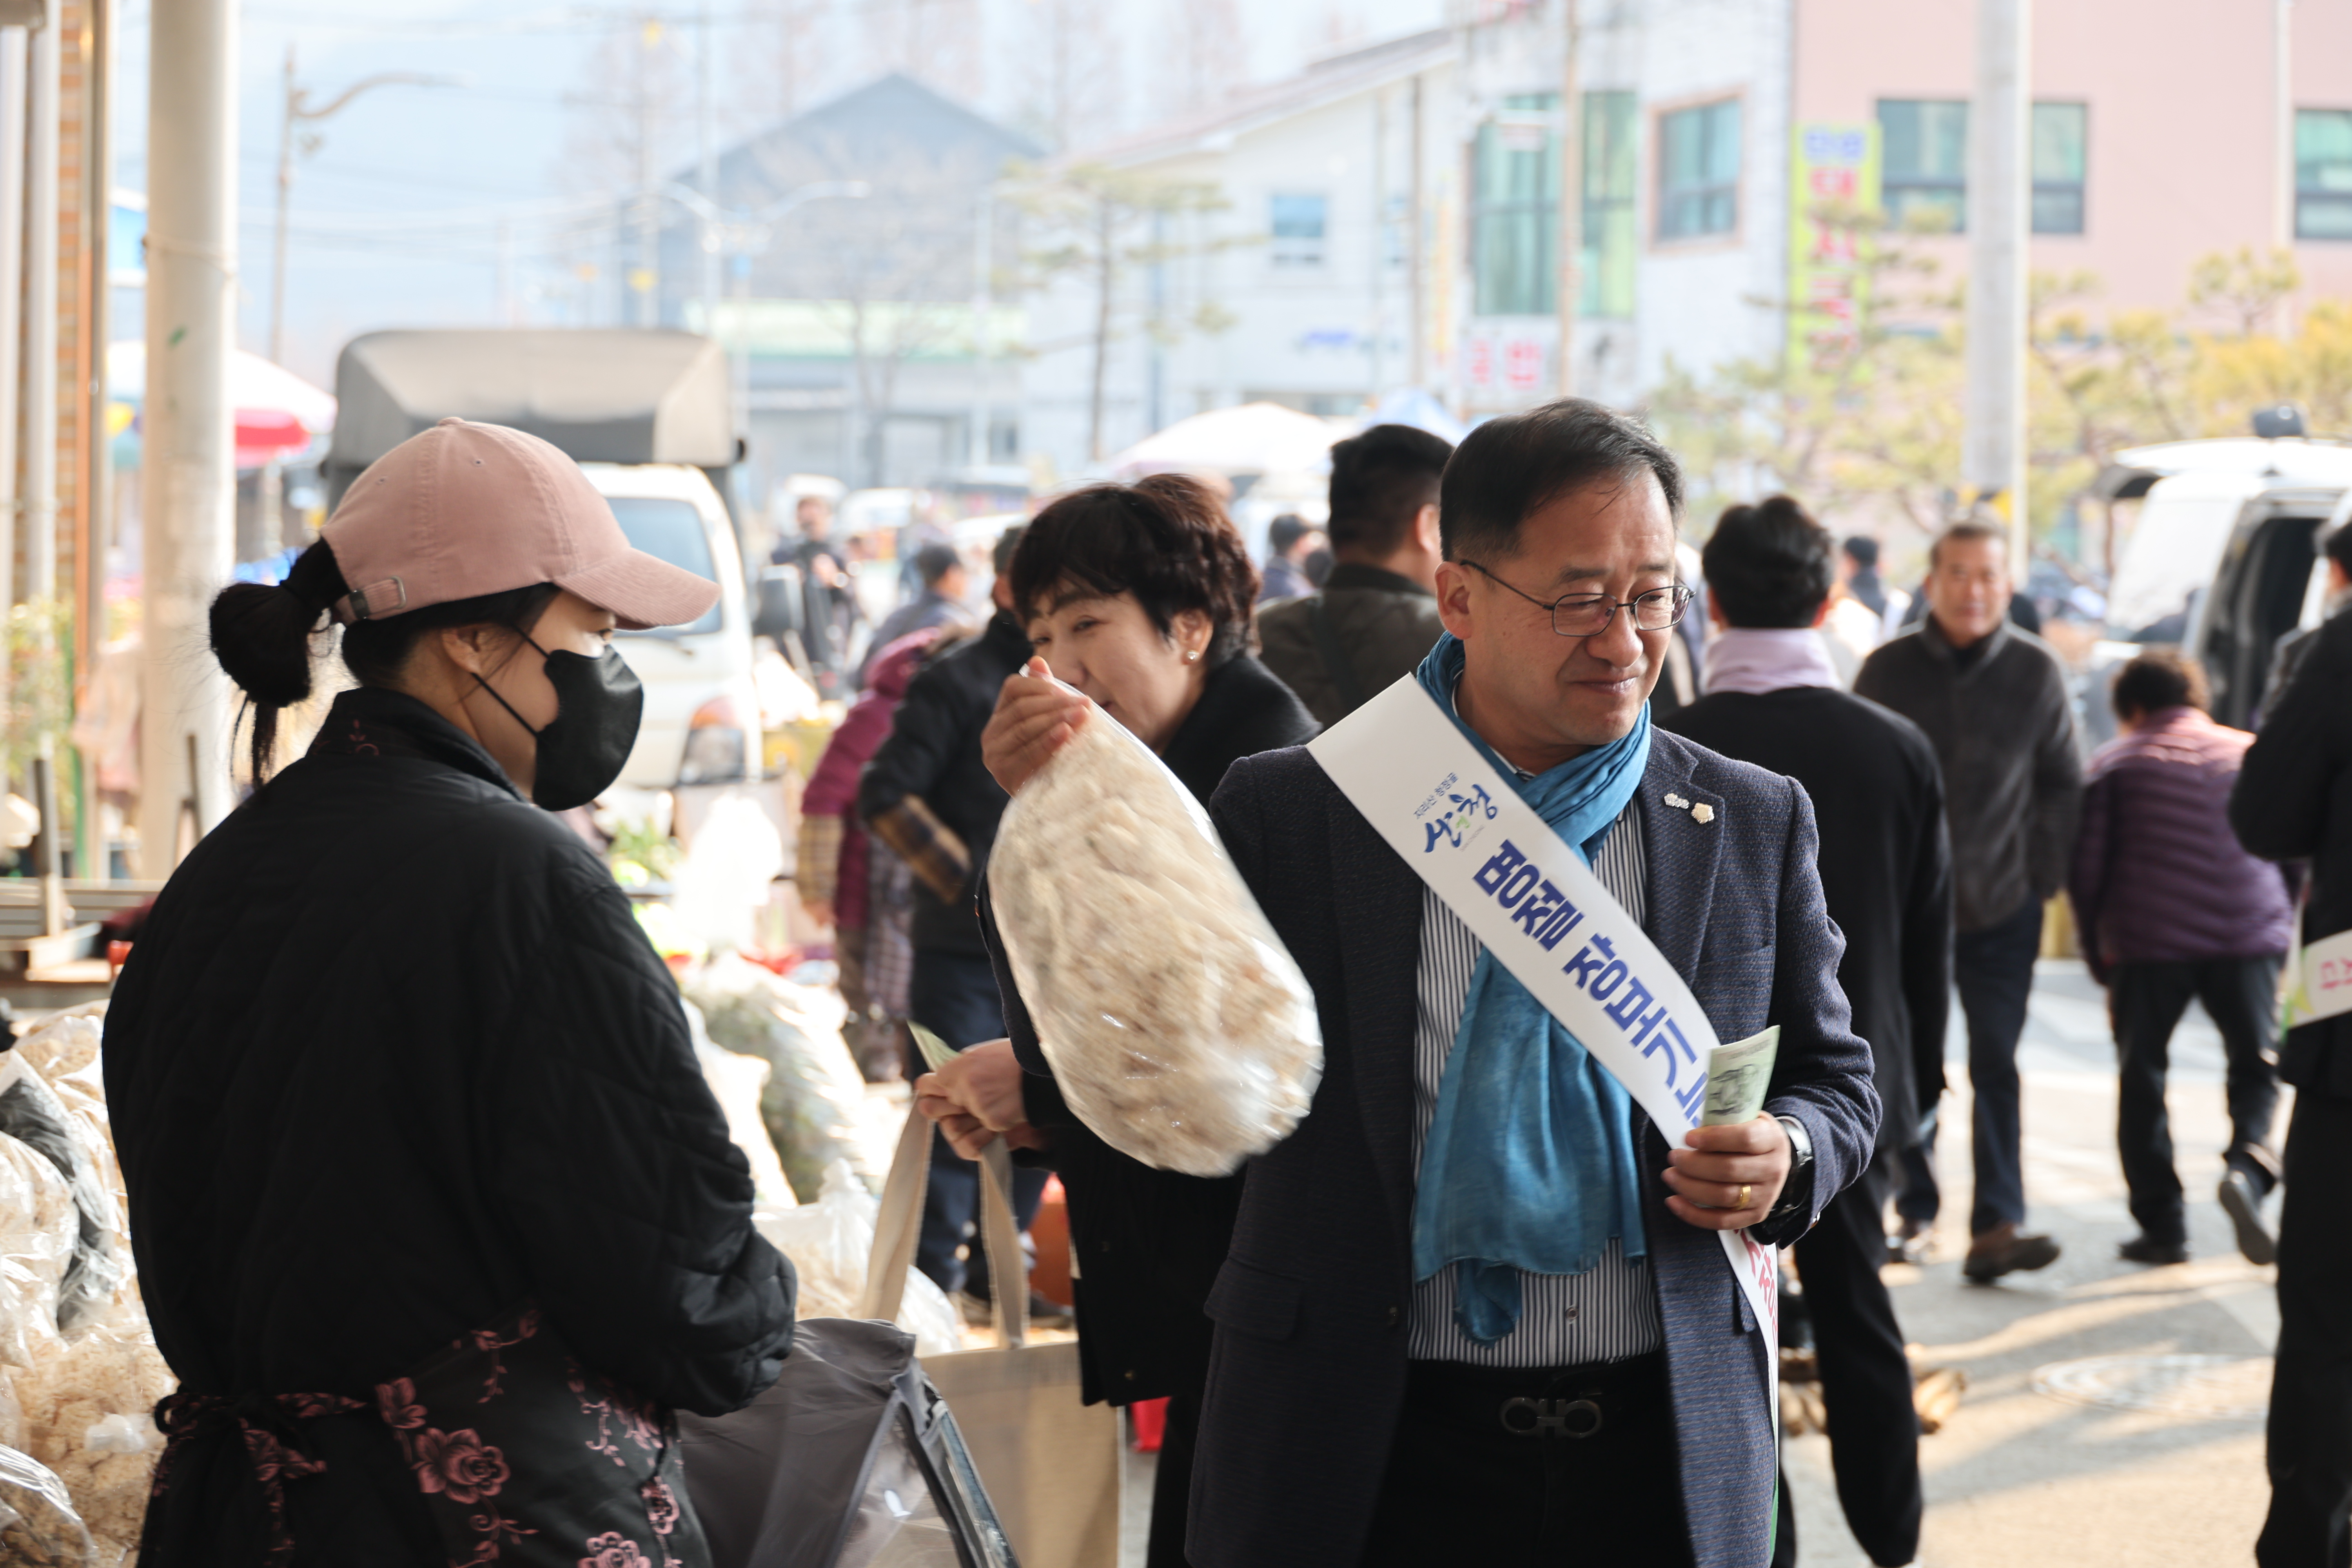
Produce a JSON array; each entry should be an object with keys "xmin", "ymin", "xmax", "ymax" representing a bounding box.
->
[{"xmin": 2070, "ymin": 649, "xmax": 2293, "ymax": 1266}]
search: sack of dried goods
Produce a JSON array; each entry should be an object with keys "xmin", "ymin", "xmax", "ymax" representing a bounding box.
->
[
  {"xmin": 0, "ymin": 1442, "xmax": 96, "ymax": 1568},
  {"xmin": 14, "ymin": 1312, "xmax": 173, "ymax": 1566},
  {"xmin": 989, "ymin": 697, "xmax": 1323, "ymax": 1178}
]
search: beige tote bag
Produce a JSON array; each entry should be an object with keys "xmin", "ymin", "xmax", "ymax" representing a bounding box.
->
[{"xmin": 859, "ymin": 1109, "xmax": 1124, "ymax": 1568}]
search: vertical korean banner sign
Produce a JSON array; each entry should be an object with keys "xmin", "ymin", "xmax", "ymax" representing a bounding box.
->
[{"xmin": 1787, "ymin": 123, "xmax": 1881, "ymax": 372}]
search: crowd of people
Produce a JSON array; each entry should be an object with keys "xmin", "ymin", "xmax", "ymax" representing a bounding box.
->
[{"xmin": 82, "ymin": 399, "xmax": 2352, "ymax": 1568}]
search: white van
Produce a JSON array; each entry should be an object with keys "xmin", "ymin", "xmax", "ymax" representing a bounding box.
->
[{"xmin": 581, "ymin": 463, "xmax": 758, "ymax": 790}]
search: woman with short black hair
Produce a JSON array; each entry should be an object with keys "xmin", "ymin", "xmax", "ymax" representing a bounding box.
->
[{"xmin": 918, "ymin": 474, "xmax": 1315, "ymax": 1568}]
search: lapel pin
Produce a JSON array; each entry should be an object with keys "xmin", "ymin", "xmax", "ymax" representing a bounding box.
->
[
  {"xmin": 1664, "ymin": 792, "xmax": 1689, "ymax": 809},
  {"xmin": 1691, "ymin": 803, "xmax": 1715, "ymax": 824}
]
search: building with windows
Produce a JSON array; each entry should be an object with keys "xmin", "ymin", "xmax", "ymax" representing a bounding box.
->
[
  {"xmin": 654, "ymin": 75, "xmax": 1039, "ymax": 501},
  {"xmin": 1015, "ymin": 0, "xmax": 2352, "ymax": 477}
]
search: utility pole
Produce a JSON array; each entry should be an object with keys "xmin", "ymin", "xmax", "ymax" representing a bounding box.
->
[
  {"xmin": 0, "ymin": 24, "xmax": 25, "ymax": 686},
  {"xmin": 635, "ymin": 16, "xmax": 661, "ymax": 327},
  {"xmin": 1962, "ymin": 0, "xmax": 2030, "ymax": 565},
  {"xmin": 139, "ymin": 0, "xmax": 237, "ymax": 873},
  {"xmin": 1553, "ymin": 0, "xmax": 1581, "ymax": 397},
  {"xmin": 271, "ymin": 50, "xmax": 458, "ymax": 364},
  {"xmin": 697, "ymin": 2, "xmax": 719, "ymax": 337},
  {"xmin": 81, "ymin": 0, "xmax": 116, "ymax": 881},
  {"xmin": 25, "ymin": 5, "xmax": 62, "ymax": 926},
  {"xmin": 2276, "ymin": 0, "xmax": 2297, "ymax": 338},
  {"xmin": 1408, "ymin": 74, "xmax": 1426, "ymax": 389},
  {"xmin": 1370, "ymin": 89, "xmax": 1387, "ymax": 400},
  {"xmin": 971, "ymin": 185, "xmax": 993, "ymax": 466}
]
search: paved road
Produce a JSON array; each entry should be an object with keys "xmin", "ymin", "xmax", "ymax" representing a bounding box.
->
[{"xmin": 1785, "ymin": 958, "xmax": 2282, "ymax": 1567}]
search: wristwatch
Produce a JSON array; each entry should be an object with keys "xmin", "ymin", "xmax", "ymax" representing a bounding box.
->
[{"xmin": 1768, "ymin": 1114, "xmax": 1815, "ymax": 1223}]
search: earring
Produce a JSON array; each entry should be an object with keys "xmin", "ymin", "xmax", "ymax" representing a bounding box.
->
[{"xmin": 1184, "ymin": 649, "xmax": 1200, "ymax": 663}]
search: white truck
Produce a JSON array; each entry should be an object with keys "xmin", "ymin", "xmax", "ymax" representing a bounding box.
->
[
  {"xmin": 323, "ymin": 329, "xmax": 764, "ymax": 791},
  {"xmin": 2092, "ymin": 430, "xmax": 2352, "ymax": 730}
]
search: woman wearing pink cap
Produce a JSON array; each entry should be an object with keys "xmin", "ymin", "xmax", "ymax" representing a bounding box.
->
[{"xmin": 104, "ymin": 419, "xmax": 796, "ymax": 1568}]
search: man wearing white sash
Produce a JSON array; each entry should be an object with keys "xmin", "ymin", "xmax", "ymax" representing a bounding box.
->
[{"xmin": 974, "ymin": 400, "xmax": 1877, "ymax": 1568}]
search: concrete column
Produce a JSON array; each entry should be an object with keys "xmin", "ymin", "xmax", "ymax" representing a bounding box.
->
[
  {"xmin": 0, "ymin": 27, "xmax": 27, "ymax": 631},
  {"xmin": 135, "ymin": 0, "xmax": 235, "ymax": 873},
  {"xmin": 1963, "ymin": 0, "xmax": 2030, "ymax": 561}
]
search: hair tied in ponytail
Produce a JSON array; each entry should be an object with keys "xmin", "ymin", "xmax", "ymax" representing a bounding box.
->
[{"xmin": 210, "ymin": 539, "xmax": 352, "ymax": 787}]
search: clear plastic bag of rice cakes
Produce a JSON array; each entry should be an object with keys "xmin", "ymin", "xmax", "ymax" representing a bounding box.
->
[{"xmin": 991, "ymin": 697, "xmax": 1322, "ymax": 1177}]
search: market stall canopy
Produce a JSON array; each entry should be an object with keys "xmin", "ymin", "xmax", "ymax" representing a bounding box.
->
[
  {"xmin": 106, "ymin": 341, "xmax": 337, "ymax": 470},
  {"xmin": 325, "ymin": 328, "xmax": 735, "ymax": 507},
  {"xmin": 1109, "ymin": 401, "xmax": 1347, "ymax": 480}
]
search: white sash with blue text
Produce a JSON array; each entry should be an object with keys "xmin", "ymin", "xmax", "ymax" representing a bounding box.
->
[{"xmin": 1308, "ymin": 674, "xmax": 1781, "ymax": 1390}]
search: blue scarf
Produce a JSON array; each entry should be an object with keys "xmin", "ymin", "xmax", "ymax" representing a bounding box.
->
[{"xmin": 1410, "ymin": 633, "xmax": 1652, "ymax": 1343}]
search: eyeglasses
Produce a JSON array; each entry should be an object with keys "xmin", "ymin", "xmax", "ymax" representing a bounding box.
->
[{"xmin": 1461, "ymin": 560, "xmax": 1695, "ymax": 639}]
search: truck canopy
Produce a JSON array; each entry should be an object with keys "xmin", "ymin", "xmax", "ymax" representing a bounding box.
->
[{"xmin": 326, "ymin": 329, "xmax": 734, "ymax": 507}]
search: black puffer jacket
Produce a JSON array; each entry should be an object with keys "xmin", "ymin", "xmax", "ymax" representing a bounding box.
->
[
  {"xmin": 980, "ymin": 654, "xmax": 1318, "ymax": 1403},
  {"xmin": 1256, "ymin": 563, "xmax": 1444, "ymax": 725},
  {"xmin": 858, "ymin": 610, "xmax": 1032, "ymax": 954},
  {"xmin": 107, "ymin": 686, "xmax": 794, "ymax": 1568}
]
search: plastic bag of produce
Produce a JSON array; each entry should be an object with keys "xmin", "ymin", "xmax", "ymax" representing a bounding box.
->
[
  {"xmin": 0, "ymin": 1136, "xmax": 73, "ymax": 1372},
  {"xmin": 9, "ymin": 1014, "xmax": 100, "ymax": 1083},
  {"xmin": 0, "ymin": 1442, "xmax": 96, "ymax": 1567},
  {"xmin": 990, "ymin": 694, "xmax": 1323, "ymax": 1177},
  {"xmin": 684, "ymin": 1000, "xmax": 797, "ymax": 1210},
  {"xmin": 0, "ymin": 1063, "xmax": 123, "ymax": 1336},
  {"xmin": 753, "ymin": 1159, "xmax": 962, "ymax": 1357},
  {"xmin": 16, "ymin": 1306, "xmax": 176, "ymax": 1565},
  {"xmin": 688, "ymin": 954, "xmax": 883, "ymax": 1201}
]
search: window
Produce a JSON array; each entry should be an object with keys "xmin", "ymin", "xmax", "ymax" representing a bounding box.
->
[
  {"xmin": 2299, "ymin": 109, "xmax": 2352, "ymax": 240},
  {"xmin": 1269, "ymin": 192, "xmax": 1327, "ymax": 267},
  {"xmin": 1472, "ymin": 93, "xmax": 1560, "ymax": 316},
  {"xmin": 1657, "ymin": 98, "xmax": 1741, "ymax": 240},
  {"xmin": 1469, "ymin": 91, "xmax": 1639, "ymax": 318},
  {"xmin": 1879, "ymin": 99, "xmax": 1969, "ymax": 232},
  {"xmin": 2032, "ymin": 102, "xmax": 2087, "ymax": 234},
  {"xmin": 1582, "ymin": 91, "xmax": 1637, "ymax": 316},
  {"xmin": 608, "ymin": 498, "xmax": 720, "ymax": 635}
]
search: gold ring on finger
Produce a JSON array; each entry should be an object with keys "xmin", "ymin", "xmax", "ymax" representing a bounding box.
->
[{"xmin": 1736, "ymin": 1183, "xmax": 1752, "ymax": 1209}]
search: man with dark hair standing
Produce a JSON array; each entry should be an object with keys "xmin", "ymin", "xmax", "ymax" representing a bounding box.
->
[
  {"xmin": 1858, "ymin": 519, "xmax": 2082, "ymax": 1282},
  {"xmin": 858, "ymin": 527, "xmax": 1052, "ymax": 1318},
  {"xmin": 858, "ymin": 542, "xmax": 971, "ymax": 688},
  {"xmin": 2235, "ymin": 606, "xmax": 2352, "ymax": 1565},
  {"xmin": 2262, "ymin": 523, "xmax": 2352, "ymax": 724},
  {"xmin": 2072, "ymin": 650, "xmax": 2288, "ymax": 1266},
  {"xmin": 1259, "ymin": 422, "xmax": 1454, "ymax": 723},
  {"xmin": 980, "ymin": 399, "xmax": 1878, "ymax": 1567},
  {"xmin": 1258, "ymin": 514, "xmax": 1325, "ymax": 602},
  {"xmin": 1664, "ymin": 495, "xmax": 1947, "ymax": 1568},
  {"xmin": 776, "ymin": 493, "xmax": 860, "ymax": 697}
]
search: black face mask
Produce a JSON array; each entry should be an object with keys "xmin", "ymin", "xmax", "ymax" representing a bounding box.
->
[{"xmin": 473, "ymin": 637, "xmax": 644, "ymax": 811}]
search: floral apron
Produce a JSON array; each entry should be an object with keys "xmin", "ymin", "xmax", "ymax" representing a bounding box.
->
[{"xmin": 151, "ymin": 1305, "xmax": 706, "ymax": 1568}]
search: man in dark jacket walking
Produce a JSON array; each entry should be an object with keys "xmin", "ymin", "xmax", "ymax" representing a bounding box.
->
[
  {"xmin": 1665, "ymin": 495, "xmax": 1947, "ymax": 1568},
  {"xmin": 776, "ymin": 493, "xmax": 860, "ymax": 697},
  {"xmin": 2071, "ymin": 650, "xmax": 2290, "ymax": 1267},
  {"xmin": 1258, "ymin": 423, "xmax": 1452, "ymax": 723},
  {"xmin": 2232, "ymin": 610, "xmax": 2352, "ymax": 1565},
  {"xmin": 1858, "ymin": 518, "xmax": 2082, "ymax": 1282},
  {"xmin": 860, "ymin": 528, "xmax": 1048, "ymax": 1306}
]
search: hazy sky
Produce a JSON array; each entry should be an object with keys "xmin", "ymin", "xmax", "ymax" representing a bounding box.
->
[{"xmin": 113, "ymin": 0, "xmax": 1445, "ymax": 388}]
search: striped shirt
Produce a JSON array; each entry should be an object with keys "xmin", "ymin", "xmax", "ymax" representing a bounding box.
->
[{"xmin": 1407, "ymin": 803, "xmax": 1664, "ymax": 1367}]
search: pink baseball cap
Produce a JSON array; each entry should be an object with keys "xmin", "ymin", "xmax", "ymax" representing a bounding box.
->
[{"xmin": 320, "ymin": 417, "xmax": 721, "ymax": 631}]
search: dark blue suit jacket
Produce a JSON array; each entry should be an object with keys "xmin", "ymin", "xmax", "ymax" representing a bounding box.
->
[{"xmin": 1189, "ymin": 728, "xmax": 1878, "ymax": 1568}]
